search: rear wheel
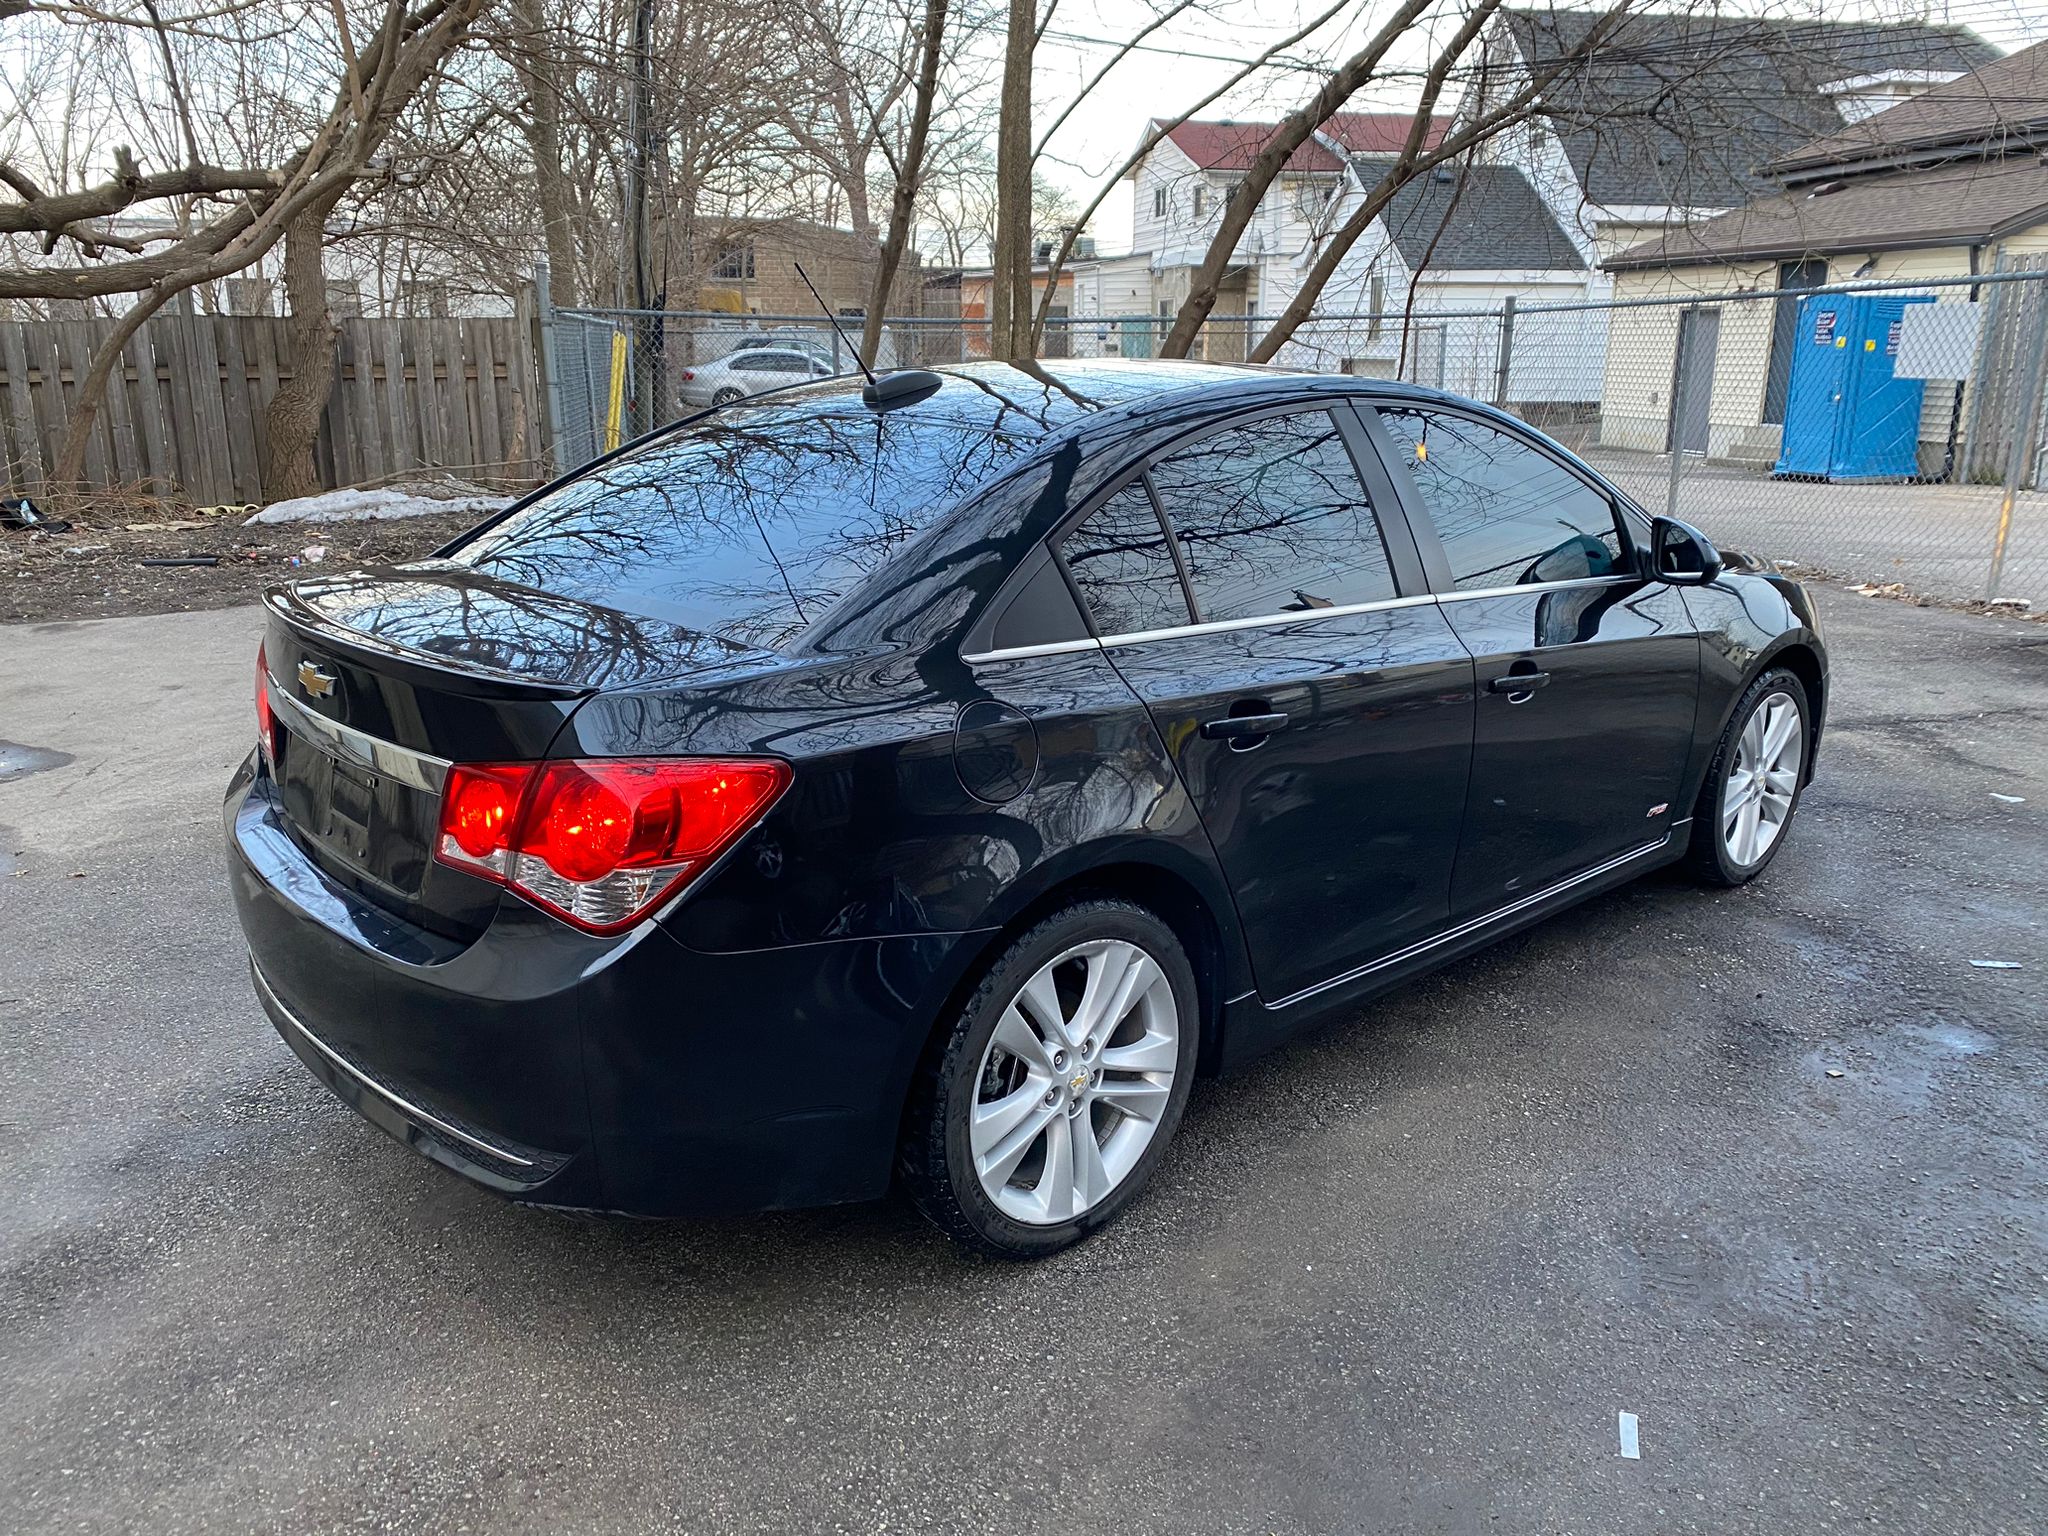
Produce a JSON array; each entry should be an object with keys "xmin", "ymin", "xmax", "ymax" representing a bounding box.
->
[
  {"xmin": 902, "ymin": 899, "xmax": 1196, "ymax": 1258},
  {"xmin": 1688, "ymin": 666, "xmax": 1810, "ymax": 886},
  {"xmin": 711, "ymin": 386, "xmax": 744, "ymax": 406}
]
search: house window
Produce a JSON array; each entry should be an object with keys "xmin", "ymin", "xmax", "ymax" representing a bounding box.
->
[
  {"xmin": 1369, "ymin": 274, "xmax": 1385, "ymax": 341},
  {"xmin": 1297, "ymin": 183, "xmax": 1334, "ymax": 221},
  {"xmin": 710, "ymin": 242, "xmax": 755, "ymax": 282},
  {"xmin": 1192, "ymin": 186, "xmax": 1206, "ymax": 219},
  {"xmin": 1153, "ymin": 187, "xmax": 1167, "ymax": 219}
]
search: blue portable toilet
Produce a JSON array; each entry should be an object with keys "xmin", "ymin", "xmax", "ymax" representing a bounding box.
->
[{"xmin": 1775, "ymin": 293, "xmax": 1932, "ymax": 480}]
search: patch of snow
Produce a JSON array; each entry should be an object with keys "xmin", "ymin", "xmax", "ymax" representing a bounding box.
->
[{"xmin": 245, "ymin": 486, "xmax": 511, "ymax": 525}]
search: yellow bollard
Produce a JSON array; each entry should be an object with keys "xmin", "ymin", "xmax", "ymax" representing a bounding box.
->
[{"xmin": 603, "ymin": 330, "xmax": 629, "ymax": 453}]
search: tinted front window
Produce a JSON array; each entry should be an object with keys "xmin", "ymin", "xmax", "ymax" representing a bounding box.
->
[
  {"xmin": 1146, "ymin": 410, "xmax": 1396, "ymax": 621},
  {"xmin": 1376, "ymin": 409, "xmax": 1624, "ymax": 589},
  {"xmin": 1058, "ymin": 482, "xmax": 1192, "ymax": 636},
  {"xmin": 453, "ymin": 403, "xmax": 1033, "ymax": 649}
]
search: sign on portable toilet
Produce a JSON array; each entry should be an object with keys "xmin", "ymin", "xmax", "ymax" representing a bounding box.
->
[{"xmin": 1775, "ymin": 293, "xmax": 1933, "ymax": 481}]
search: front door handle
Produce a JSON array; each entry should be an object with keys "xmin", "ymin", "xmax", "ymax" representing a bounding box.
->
[
  {"xmin": 1201, "ymin": 711, "xmax": 1290, "ymax": 741},
  {"xmin": 1487, "ymin": 669, "xmax": 1551, "ymax": 696}
]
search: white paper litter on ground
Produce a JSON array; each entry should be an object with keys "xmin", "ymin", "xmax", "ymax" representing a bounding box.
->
[
  {"xmin": 1617, "ymin": 1411, "xmax": 1641, "ymax": 1459},
  {"xmin": 245, "ymin": 486, "xmax": 510, "ymax": 525}
]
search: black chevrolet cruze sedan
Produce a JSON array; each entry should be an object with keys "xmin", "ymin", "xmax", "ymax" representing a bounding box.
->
[{"xmin": 227, "ymin": 358, "xmax": 1826, "ymax": 1257}]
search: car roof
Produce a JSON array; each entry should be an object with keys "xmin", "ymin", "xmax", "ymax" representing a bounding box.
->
[
  {"xmin": 679, "ymin": 355, "xmax": 1569, "ymax": 478},
  {"xmin": 738, "ymin": 357, "xmax": 1305, "ymax": 441}
]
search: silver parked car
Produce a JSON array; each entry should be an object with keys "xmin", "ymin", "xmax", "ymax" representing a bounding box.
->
[{"xmin": 676, "ymin": 346, "xmax": 837, "ymax": 409}]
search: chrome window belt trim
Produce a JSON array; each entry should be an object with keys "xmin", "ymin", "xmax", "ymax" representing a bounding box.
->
[
  {"xmin": 961, "ymin": 576, "xmax": 1638, "ymax": 665},
  {"xmin": 251, "ymin": 961, "xmax": 536, "ymax": 1169},
  {"xmin": 1267, "ymin": 835, "xmax": 1672, "ymax": 1011},
  {"xmin": 267, "ymin": 677, "xmax": 452, "ymax": 794}
]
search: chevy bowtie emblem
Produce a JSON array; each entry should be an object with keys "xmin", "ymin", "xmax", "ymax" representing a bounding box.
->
[{"xmin": 297, "ymin": 660, "xmax": 337, "ymax": 699}]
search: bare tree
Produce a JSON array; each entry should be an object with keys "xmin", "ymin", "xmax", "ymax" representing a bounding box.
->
[
  {"xmin": 860, "ymin": 0, "xmax": 947, "ymax": 366},
  {"xmin": 1024, "ymin": 0, "xmax": 1353, "ymax": 348},
  {"xmin": 1, "ymin": 0, "xmax": 495, "ymax": 496},
  {"xmin": 986, "ymin": 0, "xmax": 1034, "ymax": 359},
  {"xmin": 503, "ymin": 0, "xmax": 583, "ymax": 305}
]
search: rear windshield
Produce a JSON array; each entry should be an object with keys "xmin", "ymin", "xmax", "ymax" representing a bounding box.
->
[{"xmin": 452, "ymin": 401, "xmax": 1035, "ymax": 649}]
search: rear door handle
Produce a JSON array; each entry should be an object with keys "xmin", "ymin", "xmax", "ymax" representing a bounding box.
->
[
  {"xmin": 1487, "ymin": 670, "xmax": 1551, "ymax": 695},
  {"xmin": 1201, "ymin": 711, "xmax": 1290, "ymax": 741}
]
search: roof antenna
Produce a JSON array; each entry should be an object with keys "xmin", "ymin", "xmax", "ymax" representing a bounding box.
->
[
  {"xmin": 794, "ymin": 262, "xmax": 877, "ymax": 388},
  {"xmin": 793, "ymin": 261, "xmax": 943, "ymax": 412}
]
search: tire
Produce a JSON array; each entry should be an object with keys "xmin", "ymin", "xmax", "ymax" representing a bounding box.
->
[
  {"xmin": 711, "ymin": 387, "xmax": 744, "ymax": 407},
  {"xmin": 1687, "ymin": 666, "xmax": 1811, "ymax": 887},
  {"xmin": 901, "ymin": 899, "xmax": 1198, "ymax": 1259}
]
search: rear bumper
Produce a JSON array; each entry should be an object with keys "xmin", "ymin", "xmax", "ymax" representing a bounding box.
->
[{"xmin": 225, "ymin": 756, "xmax": 971, "ymax": 1217}]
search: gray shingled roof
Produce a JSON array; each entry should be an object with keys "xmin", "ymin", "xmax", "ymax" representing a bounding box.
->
[
  {"xmin": 1501, "ymin": 9, "xmax": 2000, "ymax": 208},
  {"xmin": 1603, "ymin": 156, "xmax": 2048, "ymax": 269},
  {"xmin": 1351, "ymin": 160, "xmax": 1586, "ymax": 272},
  {"xmin": 1771, "ymin": 38, "xmax": 2048, "ymax": 178}
]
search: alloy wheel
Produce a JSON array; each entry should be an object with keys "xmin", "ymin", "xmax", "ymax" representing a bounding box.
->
[
  {"xmin": 969, "ymin": 938, "xmax": 1181, "ymax": 1226},
  {"xmin": 1722, "ymin": 692, "xmax": 1803, "ymax": 867}
]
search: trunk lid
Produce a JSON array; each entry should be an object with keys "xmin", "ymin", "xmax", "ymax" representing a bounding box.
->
[{"xmin": 262, "ymin": 564, "xmax": 774, "ymax": 938}]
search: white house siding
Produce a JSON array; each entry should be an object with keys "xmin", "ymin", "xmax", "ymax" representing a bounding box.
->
[
  {"xmin": 1067, "ymin": 254, "xmax": 1157, "ymax": 358},
  {"xmin": 1601, "ymin": 263, "xmax": 1781, "ymax": 457},
  {"xmin": 1266, "ymin": 221, "xmax": 1409, "ymax": 376},
  {"xmin": 1420, "ymin": 274, "xmax": 1607, "ymax": 404}
]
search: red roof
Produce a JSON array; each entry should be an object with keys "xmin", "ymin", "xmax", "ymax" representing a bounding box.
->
[
  {"xmin": 1159, "ymin": 120, "xmax": 1345, "ymax": 174},
  {"xmin": 1321, "ymin": 111, "xmax": 1452, "ymax": 155},
  {"xmin": 1158, "ymin": 114, "xmax": 1452, "ymax": 174}
]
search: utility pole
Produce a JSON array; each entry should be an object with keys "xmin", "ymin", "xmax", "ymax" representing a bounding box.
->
[{"xmin": 622, "ymin": 0, "xmax": 657, "ymax": 433}]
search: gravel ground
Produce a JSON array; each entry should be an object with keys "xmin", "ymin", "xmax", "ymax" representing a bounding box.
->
[{"xmin": 0, "ymin": 588, "xmax": 2042, "ymax": 1534}]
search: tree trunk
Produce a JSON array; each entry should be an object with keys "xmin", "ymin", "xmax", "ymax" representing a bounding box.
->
[
  {"xmin": 1158, "ymin": 0, "xmax": 1439, "ymax": 358},
  {"xmin": 861, "ymin": 0, "xmax": 948, "ymax": 368},
  {"xmin": 262, "ymin": 198, "xmax": 341, "ymax": 501},
  {"xmin": 510, "ymin": 0, "xmax": 581, "ymax": 307},
  {"xmin": 989, "ymin": 0, "xmax": 1034, "ymax": 360},
  {"xmin": 45, "ymin": 283, "xmax": 180, "ymax": 502}
]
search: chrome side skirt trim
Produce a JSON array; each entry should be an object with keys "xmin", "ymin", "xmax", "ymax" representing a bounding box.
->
[
  {"xmin": 267, "ymin": 677, "xmax": 451, "ymax": 794},
  {"xmin": 1268, "ymin": 836, "xmax": 1673, "ymax": 1011},
  {"xmin": 251, "ymin": 961, "xmax": 535, "ymax": 1168}
]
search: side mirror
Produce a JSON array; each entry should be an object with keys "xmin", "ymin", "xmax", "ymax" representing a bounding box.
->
[{"xmin": 1650, "ymin": 516, "xmax": 1723, "ymax": 585}]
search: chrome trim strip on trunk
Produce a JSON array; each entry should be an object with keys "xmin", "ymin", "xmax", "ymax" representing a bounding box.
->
[
  {"xmin": 1268, "ymin": 836, "xmax": 1673, "ymax": 1011},
  {"xmin": 251, "ymin": 961, "xmax": 535, "ymax": 1169},
  {"xmin": 267, "ymin": 677, "xmax": 451, "ymax": 794}
]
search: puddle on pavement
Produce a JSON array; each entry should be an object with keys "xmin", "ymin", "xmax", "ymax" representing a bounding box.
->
[{"xmin": 0, "ymin": 741, "xmax": 74, "ymax": 782}]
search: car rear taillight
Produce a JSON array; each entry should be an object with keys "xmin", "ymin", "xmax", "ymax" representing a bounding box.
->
[
  {"xmin": 433, "ymin": 758, "xmax": 790, "ymax": 934},
  {"xmin": 254, "ymin": 642, "xmax": 275, "ymax": 765},
  {"xmin": 679, "ymin": 369, "xmax": 695, "ymax": 381}
]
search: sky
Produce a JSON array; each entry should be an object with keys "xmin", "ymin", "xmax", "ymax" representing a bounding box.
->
[{"xmin": 1014, "ymin": 0, "xmax": 2048, "ymax": 256}]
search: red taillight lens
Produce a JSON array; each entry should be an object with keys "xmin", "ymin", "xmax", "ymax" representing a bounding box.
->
[
  {"xmin": 254, "ymin": 642, "xmax": 274, "ymax": 763},
  {"xmin": 442, "ymin": 763, "xmax": 533, "ymax": 869},
  {"xmin": 433, "ymin": 758, "xmax": 790, "ymax": 933}
]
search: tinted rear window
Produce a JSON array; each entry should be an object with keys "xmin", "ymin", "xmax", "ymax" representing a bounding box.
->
[{"xmin": 451, "ymin": 402, "xmax": 1034, "ymax": 649}]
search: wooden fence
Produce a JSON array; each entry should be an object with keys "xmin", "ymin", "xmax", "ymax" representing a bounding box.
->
[{"xmin": 0, "ymin": 307, "xmax": 549, "ymax": 505}]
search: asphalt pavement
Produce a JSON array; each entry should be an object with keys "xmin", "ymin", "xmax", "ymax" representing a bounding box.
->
[{"xmin": 2, "ymin": 589, "xmax": 2043, "ymax": 1534}]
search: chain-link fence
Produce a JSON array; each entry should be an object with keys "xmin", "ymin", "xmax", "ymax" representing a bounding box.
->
[{"xmin": 541, "ymin": 265, "xmax": 2048, "ymax": 612}]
